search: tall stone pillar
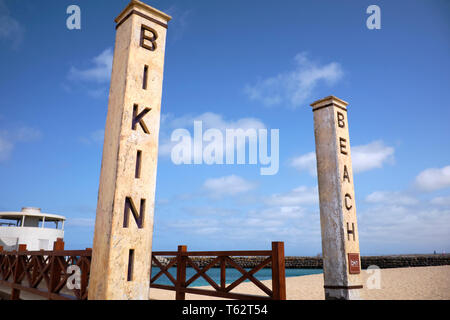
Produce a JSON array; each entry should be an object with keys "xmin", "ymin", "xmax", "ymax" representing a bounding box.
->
[
  {"xmin": 88, "ymin": 0, "xmax": 171, "ymax": 300},
  {"xmin": 310, "ymin": 96, "xmax": 363, "ymax": 300}
]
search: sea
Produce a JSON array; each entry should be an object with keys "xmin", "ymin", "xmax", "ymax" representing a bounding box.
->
[{"xmin": 151, "ymin": 267, "xmax": 323, "ymax": 287}]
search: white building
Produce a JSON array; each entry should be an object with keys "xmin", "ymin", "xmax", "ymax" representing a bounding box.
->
[{"xmin": 0, "ymin": 207, "xmax": 65, "ymax": 251}]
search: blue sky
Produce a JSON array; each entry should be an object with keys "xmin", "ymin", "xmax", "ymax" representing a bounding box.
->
[{"xmin": 0, "ymin": 0, "xmax": 449, "ymax": 255}]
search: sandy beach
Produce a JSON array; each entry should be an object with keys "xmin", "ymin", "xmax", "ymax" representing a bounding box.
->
[{"xmin": 149, "ymin": 266, "xmax": 450, "ymax": 300}]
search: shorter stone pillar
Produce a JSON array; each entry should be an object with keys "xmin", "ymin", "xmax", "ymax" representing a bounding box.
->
[{"xmin": 310, "ymin": 96, "xmax": 363, "ymax": 300}]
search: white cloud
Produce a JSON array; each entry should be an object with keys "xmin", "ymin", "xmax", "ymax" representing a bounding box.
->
[
  {"xmin": 0, "ymin": 135, "xmax": 13, "ymax": 161},
  {"xmin": 203, "ymin": 175, "xmax": 256, "ymax": 199},
  {"xmin": 430, "ymin": 195, "xmax": 450, "ymax": 207},
  {"xmin": 87, "ymin": 87, "xmax": 109, "ymax": 99},
  {"xmin": 162, "ymin": 112, "xmax": 265, "ymax": 132},
  {"xmin": 358, "ymin": 202, "xmax": 450, "ymax": 253},
  {"xmin": 160, "ymin": 185, "xmax": 450, "ymax": 254},
  {"xmin": 164, "ymin": 6, "xmax": 193, "ymax": 42},
  {"xmin": 0, "ymin": 0, "xmax": 24, "ymax": 49},
  {"xmin": 184, "ymin": 206, "xmax": 239, "ymax": 217},
  {"xmin": 168, "ymin": 218, "xmax": 222, "ymax": 235},
  {"xmin": 264, "ymin": 185, "xmax": 319, "ymax": 206},
  {"xmin": 67, "ymin": 48, "xmax": 113, "ymax": 98},
  {"xmin": 14, "ymin": 127, "xmax": 42, "ymax": 142},
  {"xmin": 67, "ymin": 218, "xmax": 95, "ymax": 228},
  {"xmin": 351, "ymin": 140, "xmax": 395, "ymax": 173},
  {"xmin": 244, "ymin": 52, "xmax": 344, "ymax": 108},
  {"xmin": 158, "ymin": 173, "xmax": 450, "ymax": 254},
  {"xmin": 253, "ymin": 205, "xmax": 306, "ymax": 220},
  {"xmin": 158, "ymin": 184, "xmax": 322, "ymax": 250},
  {"xmin": 158, "ymin": 202, "xmax": 322, "ymax": 252},
  {"xmin": 290, "ymin": 140, "xmax": 394, "ymax": 175},
  {"xmin": 159, "ymin": 112, "xmax": 266, "ymax": 158},
  {"xmin": 79, "ymin": 129, "xmax": 104, "ymax": 145},
  {"xmin": 359, "ymin": 168, "xmax": 450, "ymax": 253},
  {"xmin": 365, "ymin": 191, "xmax": 419, "ymax": 206},
  {"xmin": 289, "ymin": 152, "xmax": 317, "ymax": 176},
  {"xmin": 0, "ymin": 126, "xmax": 42, "ymax": 162},
  {"xmin": 68, "ymin": 48, "xmax": 113, "ymax": 83},
  {"xmin": 414, "ymin": 165, "xmax": 450, "ymax": 192}
]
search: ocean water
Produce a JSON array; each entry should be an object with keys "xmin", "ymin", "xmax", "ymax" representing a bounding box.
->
[{"xmin": 151, "ymin": 267, "xmax": 323, "ymax": 287}]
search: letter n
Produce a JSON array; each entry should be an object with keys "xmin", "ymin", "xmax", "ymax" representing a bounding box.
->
[{"xmin": 123, "ymin": 197, "xmax": 145, "ymax": 228}]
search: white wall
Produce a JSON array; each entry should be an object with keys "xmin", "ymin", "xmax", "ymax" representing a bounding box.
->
[{"xmin": 0, "ymin": 226, "xmax": 64, "ymax": 251}]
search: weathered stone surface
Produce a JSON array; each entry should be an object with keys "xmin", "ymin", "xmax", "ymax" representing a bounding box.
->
[
  {"xmin": 310, "ymin": 96, "xmax": 363, "ymax": 300},
  {"xmin": 88, "ymin": 0, "xmax": 171, "ymax": 300}
]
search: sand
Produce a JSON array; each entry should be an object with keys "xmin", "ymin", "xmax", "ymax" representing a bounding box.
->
[{"xmin": 149, "ymin": 265, "xmax": 450, "ymax": 300}]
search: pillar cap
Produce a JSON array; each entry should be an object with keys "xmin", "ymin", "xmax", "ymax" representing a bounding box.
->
[
  {"xmin": 310, "ymin": 95, "xmax": 349, "ymax": 111},
  {"xmin": 115, "ymin": 0, "xmax": 172, "ymax": 24}
]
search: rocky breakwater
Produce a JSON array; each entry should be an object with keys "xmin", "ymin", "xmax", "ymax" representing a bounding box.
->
[{"xmin": 151, "ymin": 254, "xmax": 450, "ymax": 269}]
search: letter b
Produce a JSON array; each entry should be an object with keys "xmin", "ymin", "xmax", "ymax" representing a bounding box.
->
[{"xmin": 337, "ymin": 111, "xmax": 345, "ymax": 128}]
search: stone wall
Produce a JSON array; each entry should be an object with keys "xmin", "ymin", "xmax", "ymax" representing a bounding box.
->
[
  {"xmin": 152, "ymin": 254, "xmax": 450, "ymax": 269},
  {"xmin": 359, "ymin": 255, "xmax": 450, "ymax": 269}
]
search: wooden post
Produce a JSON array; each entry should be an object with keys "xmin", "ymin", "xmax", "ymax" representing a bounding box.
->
[
  {"xmin": 49, "ymin": 248, "xmax": 63, "ymax": 297},
  {"xmin": 79, "ymin": 248, "xmax": 92, "ymax": 299},
  {"xmin": 53, "ymin": 238, "xmax": 65, "ymax": 250},
  {"xmin": 220, "ymin": 256, "xmax": 226, "ymax": 291},
  {"xmin": 11, "ymin": 244, "xmax": 27, "ymax": 300},
  {"xmin": 0, "ymin": 246, "xmax": 3, "ymax": 273},
  {"xmin": 271, "ymin": 241, "xmax": 286, "ymax": 300},
  {"xmin": 176, "ymin": 245, "xmax": 187, "ymax": 300},
  {"xmin": 49, "ymin": 238, "xmax": 65, "ymax": 298}
]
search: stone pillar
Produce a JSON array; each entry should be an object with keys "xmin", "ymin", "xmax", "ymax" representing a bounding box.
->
[
  {"xmin": 88, "ymin": 0, "xmax": 171, "ymax": 300},
  {"xmin": 310, "ymin": 96, "xmax": 363, "ymax": 300}
]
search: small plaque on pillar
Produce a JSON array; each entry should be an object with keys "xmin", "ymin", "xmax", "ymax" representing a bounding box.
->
[{"xmin": 348, "ymin": 253, "xmax": 360, "ymax": 274}]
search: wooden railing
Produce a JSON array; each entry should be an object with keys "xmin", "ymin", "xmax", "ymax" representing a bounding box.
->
[
  {"xmin": 1, "ymin": 240, "xmax": 286, "ymax": 300},
  {"xmin": 0, "ymin": 239, "xmax": 91, "ymax": 300},
  {"xmin": 150, "ymin": 241, "xmax": 286, "ymax": 300}
]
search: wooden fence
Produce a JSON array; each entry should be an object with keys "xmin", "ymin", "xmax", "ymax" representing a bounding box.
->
[
  {"xmin": 150, "ymin": 241, "xmax": 286, "ymax": 300},
  {"xmin": 1, "ymin": 240, "xmax": 286, "ymax": 300},
  {"xmin": 0, "ymin": 239, "xmax": 91, "ymax": 300}
]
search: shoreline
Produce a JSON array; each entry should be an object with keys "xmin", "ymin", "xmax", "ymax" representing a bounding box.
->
[
  {"xmin": 153, "ymin": 254, "xmax": 450, "ymax": 270},
  {"xmin": 1, "ymin": 265, "xmax": 447, "ymax": 300},
  {"xmin": 149, "ymin": 265, "xmax": 450, "ymax": 300}
]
